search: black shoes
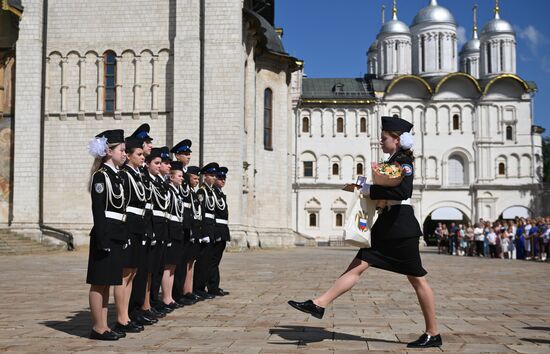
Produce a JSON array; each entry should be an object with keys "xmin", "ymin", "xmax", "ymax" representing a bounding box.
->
[
  {"xmin": 288, "ymin": 300, "xmax": 325, "ymax": 319},
  {"xmin": 89, "ymin": 329, "xmax": 120, "ymax": 341},
  {"xmin": 407, "ymin": 333, "xmax": 443, "ymax": 348},
  {"xmin": 194, "ymin": 290, "xmax": 215, "ymax": 300},
  {"xmin": 154, "ymin": 303, "xmax": 174, "ymax": 314},
  {"xmin": 131, "ymin": 312, "xmax": 157, "ymax": 326},
  {"xmin": 208, "ymin": 288, "xmax": 229, "ymax": 296},
  {"xmin": 177, "ymin": 295, "xmax": 197, "ymax": 306},
  {"xmin": 114, "ymin": 321, "xmax": 143, "ymax": 334}
]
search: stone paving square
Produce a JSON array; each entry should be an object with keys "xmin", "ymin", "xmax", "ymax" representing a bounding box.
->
[{"xmin": 0, "ymin": 246, "xmax": 549, "ymax": 353}]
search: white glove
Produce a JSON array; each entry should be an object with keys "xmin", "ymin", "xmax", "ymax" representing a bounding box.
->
[{"xmin": 199, "ymin": 237, "xmax": 210, "ymax": 243}]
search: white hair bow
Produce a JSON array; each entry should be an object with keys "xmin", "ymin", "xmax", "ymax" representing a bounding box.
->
[
  {"xmin": 400, "ymin": 132, "xmax": 414, "ymax": 150},
  {"xmin": 87, "ymin": 136, "xmax": 108, "ymax": 158}
]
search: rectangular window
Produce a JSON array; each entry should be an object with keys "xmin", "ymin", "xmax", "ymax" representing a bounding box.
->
[
  {"xmin": 264, "ymin": 89, "xmax": 273, "ymax": 150},
  {"xmin": 104, "ymin": 51, "xmax": 117, "ymax": 113},
  {"xmin": 303, "ymin": 161, "xmax": 313, "ymax": 177}
]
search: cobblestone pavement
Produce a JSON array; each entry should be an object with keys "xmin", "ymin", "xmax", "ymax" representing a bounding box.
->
[{"xmin": 0, "ymin": 246, "xmax": 549, "ymax": 353}]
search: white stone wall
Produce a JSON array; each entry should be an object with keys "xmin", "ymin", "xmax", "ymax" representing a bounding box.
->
[
  {"xmin": 10, "ymin": 0, "xmax": 297, "ymax": 247},
  {"xmin": 294, "ymin": 78, "xmax": 542, "ymax": 242}
]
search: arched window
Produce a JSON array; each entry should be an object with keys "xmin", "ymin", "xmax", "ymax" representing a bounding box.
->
[
  {"xmin": 356, "ymin": 163, "xmax": 364, "ymax": 176},
  {"xmin": 309, "ymin": 213, "xmax": 317, "ymax": 227},
  {"xmin": 263, "ymin": 88, "xmax": 273, "ymax": 150},
  {"xmin": 335, "ymin": 213, "xmax": 343, "ymax": 227},
  {"xmin": 360, "ymin": 117, "xmax": 367, "ymax": 133},
  {"xmin": 448, "ymin": 154, "xmax": 466, "ymax": 185},
  {"xmin": 336, "ymin": 117, "xmax": 344, "ymax": 133},
  {"xmin": 506, "ymin": 125, "xmax": 513, "ymax": 140},
  {"xmin": 498, "ymin": 162, "xmax": 506, "ymax": 176},
  {"xmin": 332, "ymin": 163, "xmax": 339, "ymax": 176},
  {"xmin": 452, "ymin": 114, "xmax": 460, "ymax": 130},
  {"xmin": 104, "ymin": 51, "xmax": 117, "ymax": 113},
  {"xmin": 392, "ymin": 114, "xmax": 399, "ymax": 118},
  {"xmin": 302, "ymin": 117, "xmax": 310, "ymax": 133}
]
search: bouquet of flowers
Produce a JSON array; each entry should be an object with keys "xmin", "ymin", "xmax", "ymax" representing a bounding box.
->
[
  {"xmin": 371, "ymin": 162, "xmax": 404, "ymax": 209},
  {"xmin": 371, "ymin": 162, "xmax": 404, "ymax": 187}
]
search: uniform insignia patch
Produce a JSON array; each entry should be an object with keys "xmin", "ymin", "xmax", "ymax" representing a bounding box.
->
[
  {"xmin": 402, "ymin": 164, "xmax": 413, "ymax": 176},
  {"xmin": 198, "ymin": 194, "xmax": 204, "ymax": 202},
  {"xmin": 94, "ymin": 183, "xmax": 105, "ymax": 193}
]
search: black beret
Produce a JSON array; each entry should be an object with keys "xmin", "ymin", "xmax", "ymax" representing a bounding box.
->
[
  {"xmin": 216, "ymin": 166, "xmax": 228, "ymax": 179},
  {"xmin": 96, "ymin": 129, "xmax": 124, "ymax": 144},
  {"xmin": 130, "ymin": 123, "xmax": 153, "ymax": 141},
  {"xmin": 170, "ymin": 161, "xmax": 184, "ymax": 171},
  {"xmin": 125, "ymin": 136, "xmax": 144, "ymax": 150},
  {"xmin": 170, "ymin": 139, "xmax": 193, "ymax": 154},
  {"xmin": 160, "ymin": 146, "xmax": 171, "ymax": 162},
  {"xmin": 200, "ymin": 162, "xmax": 219, "ymax": 175},
  {"xmin": 146, "ymin": 147, "xmax": 162, "ymax": 162},
  {"xmin": 381, "ymin": 116, "xmax": 413, "ymax": 133},
  {"xmin": 186, "ymin": 166, "xmax": 201, "ymax": 176}
]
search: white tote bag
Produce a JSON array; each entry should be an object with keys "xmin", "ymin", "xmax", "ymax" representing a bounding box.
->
[{"xmin": 343, "ymin": 189, "xmax": 378, "ymax": 248}]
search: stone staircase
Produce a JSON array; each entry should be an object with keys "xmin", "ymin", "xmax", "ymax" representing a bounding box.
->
[{"xmin": 0, "ymin": 228, "xmax": 66, "ymax": 255}]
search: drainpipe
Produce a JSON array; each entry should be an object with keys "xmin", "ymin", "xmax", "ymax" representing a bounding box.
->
[
  {"xmin": 39, "ymin": 0, "xmax": 48, "ymax": 229},
  {"xmin": 199, "ymin": 0, "xmax": 205, "ymax": 166}
]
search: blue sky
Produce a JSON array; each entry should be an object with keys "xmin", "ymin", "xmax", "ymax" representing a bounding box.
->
[{"xmin": 276, "ymin": 0, "xmax": 550, "ymax": 135}]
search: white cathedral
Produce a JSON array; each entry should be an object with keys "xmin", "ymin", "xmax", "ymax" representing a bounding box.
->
[{"xmin": 291, "ymin": 0, "xmax": 546, "ymax": 244}]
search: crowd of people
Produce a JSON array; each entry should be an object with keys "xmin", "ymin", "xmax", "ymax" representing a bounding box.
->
[
  {"xmin": 86, "ymin": 124, "xmax": 230, "ymax": 340},
  {"xmin": 434, "ymin": 217, "xmax": 550, "ymax": 261}
]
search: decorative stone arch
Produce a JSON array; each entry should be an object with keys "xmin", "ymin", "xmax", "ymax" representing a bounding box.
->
[
  {"xmin": 442, "ymin": 147, "xmax": 473, "ymax": 187},
  {"xmin": 331, "ymin": 197, "xmax": 347, "ymax": 228},
  {"xmin": 426, "ymin": 201, "xmax": 472, "ymax": 220},
  {"xmin": 482, "ymin": 74, "xmax": 531, "ymax": 95},
  {"xmin": 330, "ymin": 155, "xmax": 342, "ymax": 179},
  {"xmin": 355, "ymin": 155, "xmax": 366, "ymax": 176},
  {"xmin": 434, "ymin": 72, "xmax": 481, "ymax": 95},
  {"xmin": 495, "ymin": 155, "xmax": 507, "ymax": 177},
  {"xmin": 304, "ymin": 197, "xmax": 321, "ymax": 228},
  {"xmin": 499, "ymin": 205, "xmax": 533, "ymax": 219},
  {"xmin": 509, "ymin": 153, "xmax": 520, "ymax": 177},
  {"xmin": 299, "ymin": 109, "xmax": 312, "ymax": 137},
  {"xmin": 385, "ymin": 75, "xmax": 433, "ymax": 99},
  {"xmin": 300, "ymin": 151, "xmax": 317, "ymax": 178},
  {"xmin": 520, "ymin": 154, "xmax": 532, "ymax": 177}
]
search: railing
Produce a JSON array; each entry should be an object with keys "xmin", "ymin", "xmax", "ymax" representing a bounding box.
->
[{"xmin": 40, "ymin": 224, "xmax": 75, "ymax": 251}]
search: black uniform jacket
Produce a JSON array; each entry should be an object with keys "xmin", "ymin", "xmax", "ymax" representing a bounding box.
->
[
  {"xmin": 197, "ymin": 184, "xmax": 216, "ymax": 241},
  {"xmin": 90, "ymin": 165, "xmax": 127, "ymax": 249},
  {"xmin": 369, "ymin": 150, "xmax": 422, "ymax": 240},
  {"xmin": 167, "ymin": 184, "xmax": 184, "ymax": 241},
  {"xmin": 121, "ymin": 164, "xmax": 148, "ymax": 236},
  {"xmin": 213, "ymin": 187, "xmax": 230, "ymax": 242},
  {"xmin": 148, "ymin": 174, "xmax": 170, "ymax": 241}
]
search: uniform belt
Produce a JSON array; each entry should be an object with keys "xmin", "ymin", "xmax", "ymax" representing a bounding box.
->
[
  {"xmin": 385, "ymin": 199, "xmax": 411, "ymax": 207},
  {"xmin": 105, "ymin": 211, "xmax": 126, "ymax": 222},
  {"xmin": 145, "ymin": 203, "xmax": 153, "ymax": 210},
  {"xmin": 126, "ymin": 206, "xmax": 145, "ymax": 216},
  {"xmin": 183, "ymin": 202, "xmax": 191, "ymax": 208},
  {"xmin": 215, "ymin": 218, "xmax": 228, "ymax": 225},
  {"xmin": 204, "ymin": 213, "xmax": 215, "ymax": 219},
  {"xmin": 152, "ymin": 210, "xmax": 167, "ymax": 218},
  {"xmin": 169, "ymin": 214, "xmax": 182, "ymax": 222}
]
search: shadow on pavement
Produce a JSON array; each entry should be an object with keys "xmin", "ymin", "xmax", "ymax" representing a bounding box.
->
[
  {"xmin": 40, "ymin": 310, "xmax": 91, "ymax": 338},
  {"xmin": 524, "ymin": 326, "xmax": 550, "ymax": 332},
  {"xmin": 269, "ymin": 325, "xmax": 402, "ymax": 345}
]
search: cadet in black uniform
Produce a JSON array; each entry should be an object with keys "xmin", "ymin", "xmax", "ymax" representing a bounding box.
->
[
  {"xmin": 128, "ymin": 124, "xmax": 158, "ymax": 325},
  {"xmin": 193, "ymin": 162, "xmax": 219, "ymax": 300},
  {"xmin": 174, "ymin": 165, "xmax": 203, "ymax": 305},
  {"xmin": 160, "ymin": 160, "xmax": 185, "ymax": 309},
  {"xmin": 86, "ymin": 129, "xmax": 127, "ymax": 341},
  {"xmin": 288, "ymin": 116, "xmax": 442, "ymax": 349},
  {"xmin": 206, "ymin": 166, "xmax": 230, "ymax": 296},
  {"xmin": 110, "ymin": 137, "xmax": 148, "ymax": 335},
  {"xmin": 149, "ymin": 147, "xmax": 173, "ymax": 314}
]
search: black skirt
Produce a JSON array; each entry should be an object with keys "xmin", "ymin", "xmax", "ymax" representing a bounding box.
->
[
  {"xmin": 164, "ymin": 239, "xmax": 183, "ymax": 266},
  {"xmin": 148, "ymin": 240, "xmax": 165, "ymax": 273},
  {"xmin": 183, "ymin": 240, "xmax": 201, "ymax": 262},
  {"xmin": 121, "ymin": 232, "xmax": 140, "ymax": 269},
  {"xmin": 356, "ymin": 236, "xmax": 427, "ymax": 277},
  {"xmin": 86, "ymin": 237, "xmax": 124, "ymax": 285}
]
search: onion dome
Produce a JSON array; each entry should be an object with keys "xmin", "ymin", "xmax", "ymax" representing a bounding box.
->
[{"xmin": 412, "ymin": 0, "xmax": 456, "ymax": 27}]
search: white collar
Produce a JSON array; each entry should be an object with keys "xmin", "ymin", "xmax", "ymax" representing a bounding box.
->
[
  {"xmin": 128, "ymin": 164, "xmax": 140, "ymax": 174},
  {"xmin": 104, "ymin": 163, "xmax": 118, "ymax": 173}
]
